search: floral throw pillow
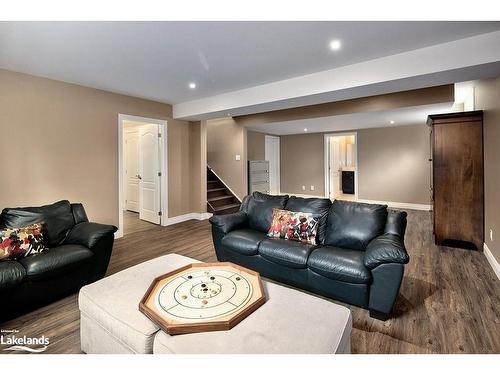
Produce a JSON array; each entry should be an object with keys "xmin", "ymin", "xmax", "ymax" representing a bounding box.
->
[
  {"xmin": 267, "ymin": 208, "xmax": 292, "ymax": 239},
  {"xmin": 0, "ymin": 223, "xmax": 47, "ymax": 261},
  {"xmin": 285, "ymin": 211, "xmax": 319, "ymax": 245},
  {"xmin": 267, "ymin": 208, "xmax": 319, "ymax": 245}
]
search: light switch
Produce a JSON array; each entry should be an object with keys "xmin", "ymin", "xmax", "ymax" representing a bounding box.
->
[
  {"xmin": 310, "ymin": 185, "xmax": 315, "ymax": 191},
  {"xmin": 302, "ymin": 185, "xmax": 306, "ymax": 191},
  {"xmin": 235, "ymin": 154, "xmax": 241, "ymax": 161}
]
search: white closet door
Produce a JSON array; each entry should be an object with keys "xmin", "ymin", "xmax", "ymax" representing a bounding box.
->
[{"xmin": 139, "ymin": 124, "xmax": 160, "ymax": 224}]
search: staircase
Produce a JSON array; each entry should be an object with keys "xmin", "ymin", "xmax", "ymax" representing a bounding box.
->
[{"xmin": 207, "ymin": 167, "xmax": 241, "ymax": 215}]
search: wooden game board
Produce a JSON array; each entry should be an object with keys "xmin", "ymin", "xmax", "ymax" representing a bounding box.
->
[{"xmin": 139, "ymin": 262, "xmax": 266, "ymax": 335}]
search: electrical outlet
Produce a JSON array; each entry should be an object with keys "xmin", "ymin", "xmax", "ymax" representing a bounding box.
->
[
  {"xmin": 490, "ymin": 228, "xmax": 493, "ymax": 242},
  {"xmin": 310, "ymin": 185, "xmax": 315, "ymax": 191},
  {"xmin": 302, "ymin": 185, "xmax": 306, "ymax": 191}
]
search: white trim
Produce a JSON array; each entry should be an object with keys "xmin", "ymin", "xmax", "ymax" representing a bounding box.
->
[
  {"xmin": 265, "ymin": 135, "xmax": 281, "ymax": 195},
  {"xmin": 117, "ymin": 114, "xmax": 168, "ymax": 239},
  {"xmin": 207, "ymin": 165, "xmax": 242, "ymax": 202},
  {"xmin": 280, "ymin": 192, "xmax": 326, "ymax": 199},
  {"xmin": 324, "ymin": 132, "xmax": 358, "ymax": 201},
  {"xmin": 356, "ymin": 199, "xmax": 431, "ymax": 211},
  {"xmin": 166, "ymin": 212, "xmax": 213, "ymax": 226},
  {"xmin": 484, "ymin": 243, "xmax": 500, "ymax": 281}
]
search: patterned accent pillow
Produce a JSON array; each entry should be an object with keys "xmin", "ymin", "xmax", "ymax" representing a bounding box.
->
[
  {"xmin": 267, "ymin": 208, "xmax": 319, "ymax": 245},
  {"xmin": 0, "ymin": 223, "xmax": 47, "ymax": 261},
  {"xmin": 285, "ymin": 211, "xmax": 319, "ymax": 245},
  {"xmin": 267, "ymin": 208, "xmax": 292, "ymax": 239}
]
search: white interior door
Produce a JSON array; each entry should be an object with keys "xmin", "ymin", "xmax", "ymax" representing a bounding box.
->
[
  {"xmin": 265, "ymin": 135, "xmax": 281, "ymax": 195},
  {"xmin": 139, "ymin": 124, "xmax": 160, "ymax": 224},
  {"xmin": 329, "ymin": 137, "xmax": 341, "ymax": 200},
  {"xmin": 124, "ymin": 130, "xmax": 140, "ymax": 212}
]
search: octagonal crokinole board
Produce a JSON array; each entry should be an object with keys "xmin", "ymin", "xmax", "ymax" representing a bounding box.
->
[{"xmin": 139, "ymin": 262, "xmax": 267, "ymax": 335}]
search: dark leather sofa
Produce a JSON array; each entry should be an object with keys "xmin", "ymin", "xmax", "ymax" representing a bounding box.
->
[
  {"xmin": 210, "ymin": 192, "xmax": 409, "ymax": 320},
  {"xmin": 0, "ymin": 200, "xmax": 117, "ymax": 322}
]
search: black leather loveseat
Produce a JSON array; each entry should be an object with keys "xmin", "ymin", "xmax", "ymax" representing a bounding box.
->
[
  {"xmin": 0, "ymin": 200, "xmax": 117, "ymax": 322},
  {"xmin": 210, "ymin": 192, "xmax": 409, "ymax": 320}
]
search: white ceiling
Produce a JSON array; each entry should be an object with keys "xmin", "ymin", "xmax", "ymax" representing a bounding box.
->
[
  {"xmin": 1, "ymin": 21, "xmax": 499, "ymax": 107},
  {"xmin": 247, "ymin": 103, "xmax": 454, "ymax": 135}
]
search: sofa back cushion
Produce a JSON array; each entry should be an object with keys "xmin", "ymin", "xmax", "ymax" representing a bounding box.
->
[
  {"xmin": 384, "ymin": 209, "xmax": 408, "ymax": 238},
  {"xmin": 245, "ymin": 192, "xmax": 289, "ymax": 233},
  {"xmin": 323, "ymin": 200, "xmax": 388, "ymax": 250},
  {"xmin": 285, "ymin": 196, "xmax": 332, "ymax": 244},
  {"xmin": 0, "ymin": 200, "xmax": 75, "ymax": 247}
]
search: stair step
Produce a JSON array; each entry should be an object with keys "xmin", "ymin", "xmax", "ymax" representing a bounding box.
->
[
  {"xmin": 214, "ymin": 203, "xmax": 240, "ymax": 212},
  {"xmin": 207, "ymin": 187, "xmax": 226, "ymax": 193},
  {"xmin": 207, "ymin": 179, "xmax": 218, "ymax": 183},
  {"xmin": 208, "ymin": 195, "xmax": 234, "ymax": 202}
]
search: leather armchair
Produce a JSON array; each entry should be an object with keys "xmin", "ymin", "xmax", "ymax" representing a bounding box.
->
[
  {"xmin": 210, "ymin": 192, "xmax": 410, "ymax": 320},
  {"xmin": 0, "ymin": 200, "xmax": 117, "ymax": 321}
]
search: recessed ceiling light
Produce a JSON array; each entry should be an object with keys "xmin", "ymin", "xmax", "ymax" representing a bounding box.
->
[
  {"xmin": 329, "ymin": 39, "xmax": 342, "ymax": 51},
  {"xmin": 188, "ymin": 82, "xmax": 197, "ymax": 89},
  {"xmin": 390, "ymin": 120, "xmax": 395, "ymax": 124},
  {"xmin": 304, "ymin": 128, "xmax": 308, "ymax": 132}
]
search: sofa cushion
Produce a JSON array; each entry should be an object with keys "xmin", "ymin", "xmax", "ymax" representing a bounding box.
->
[
  {"xmin": 308, "ymin": 246, "xmax": 371, "ymax": 284},
  {"xmin": 285, "ymin": 196, "xmax": 332, "ymax": 244},
  {"xmin": 1, "ymin": 200, "xmax": 75, "ymax": 247},
  {"xmin": 258, "ymin": 238, "xmax": 313, "ymax": 269},
  {"xmin": 0, "ymin": 261, "xmax": 26, "ymax": 291},
  {"xmin": 245, "ymin": 192, "xmax": 289, "ymax": 233},
  {"xmin": 323, "ymin": 200, "xmax": 387, "ymax": 251},
  {"xmin": 221, "ymin": 229, "xmax": 268, "ymax": 256},
  {"xmin": 19, "ymin": 244, "xmax": 93, "ymax": 281}
]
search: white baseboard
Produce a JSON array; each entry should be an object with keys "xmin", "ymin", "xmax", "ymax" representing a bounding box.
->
[
  {"xmin": 279, "ymin": 193, "xmax": 431, "ymax": 211},
  {"xmin": 280, "ymin": 192, "xmax": 325, "ymax": 199},
  {"xmin": 115, "ymin": 212, "xmax": 212, "ymax": 238},
  {"xmin": 356, "ymin": 199, "xmax": 431, "ymax": 211},
  {"xmin": 484, "ymin": 243, "xmax": 500, "ymax": 280},
  {"xmin": 166, "ymin": 212, "xmax": 212, "ymax": 225}
]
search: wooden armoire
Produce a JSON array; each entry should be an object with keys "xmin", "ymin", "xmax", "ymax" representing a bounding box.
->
[{"xmin": 427, "ymin": 111, "xmax": 484, "ymax": 250}]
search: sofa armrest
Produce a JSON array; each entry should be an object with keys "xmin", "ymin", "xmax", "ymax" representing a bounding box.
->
[
  {"xmin": 64, "ymin": 222, "xmax": 117, "ymax": 250},
  {"xmin": 209, "ymin": 212, "xmax": 248, "ymax": 235},
  {"xmin": 364, "ymin": 234, "xmax": 409, "ymax": 270}
]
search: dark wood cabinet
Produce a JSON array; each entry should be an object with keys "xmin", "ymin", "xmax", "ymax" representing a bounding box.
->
[
  {"xmin": 341, "ymin": 171, "xmax": 355, "ymax": 194},
  {"xmin": 428, "ymin": 111, "xmax": 484, "ymax": 250}
]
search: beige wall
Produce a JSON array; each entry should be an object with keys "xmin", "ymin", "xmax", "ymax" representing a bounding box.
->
[
  {"xmin": 475, "ymin": 76, "xmax": 500, "ymax": 264},
  {"xmin": 206, "ymin": 118, "xmax": 247, "ymax": 200},
  {"xmin": 247, "ymin": 131, "xmax": 266, "ymax": 160},
  {"xmin": 0, "ymin": 69, "xmax": 200, "ymax": 226},
  {"xmin": 279, "ymin": 125, "xmax": 431, "ymax": 205},
  {"xmin": 280, "ymin": 133, "xmax": 325, "ymax": 195},
  {"xmin": 357, "ymin": 125, "xmax": 430, "ymax": 204},
  {"xmin": 189, "ymin": 121, "xmax": 207, "ymax": 213}
]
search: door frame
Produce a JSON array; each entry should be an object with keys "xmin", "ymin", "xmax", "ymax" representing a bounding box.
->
[
  {"xmin": 118, "ymin": 114, "xmax": 168, "ymax": 238},
  {"xmin": 324, "ymin": 132, "xmax": 358, "ymax": 200},
  {"xmin": 264, "ymin": 135, "xmax": 281, "ymax": 194}
]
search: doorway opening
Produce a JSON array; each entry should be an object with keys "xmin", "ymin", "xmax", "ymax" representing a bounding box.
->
[
  {"xmin": 265, "ymin": 135, "xmax": 281, "ymax": 195},
  {"xmin": 118, "ymin": 114, "xmax": 168, "ymax": 238},
  {"xmin": 324, "ymin": 132, "xmax": 358, "ymax": 201}
]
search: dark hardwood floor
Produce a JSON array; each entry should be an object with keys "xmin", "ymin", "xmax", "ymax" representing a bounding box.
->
[{"xmin": 1, "ymin": 210, "xmax": 499, "ymax": 354}]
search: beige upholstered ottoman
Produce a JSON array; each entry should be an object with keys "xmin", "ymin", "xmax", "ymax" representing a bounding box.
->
[
  {"xmin": 79, "ymin": 254, "xmax": 200, "ymax": 354},
  {"xmin": 153, "ymin": 280, "xmax": 352, "ymax": 354},
  {"xmin": 79, "ymin": 253, "xmax": 352, "ymax": 354}
]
